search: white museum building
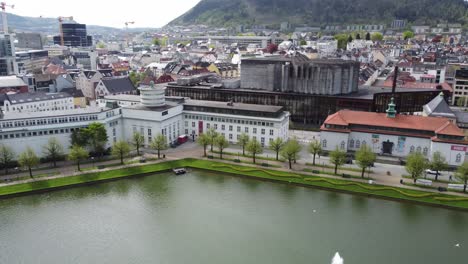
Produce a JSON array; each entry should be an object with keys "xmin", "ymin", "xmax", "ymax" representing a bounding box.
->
[{"xmin": 320, "ymin": 99, "xmax": 468, "ymax": 166}]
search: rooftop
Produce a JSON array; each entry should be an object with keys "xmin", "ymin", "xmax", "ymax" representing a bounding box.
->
[
  {"xmin": 0, "ymin": 76, "xmax": 27, "ymax": 88},
  {"xmin": 183, "ymin": 99, "xmax": 283, "ymax": 113},
  {"xmin": 6, "ymin": 92, "xmax": 72, "ymax": 105},
  {"xmin": 1, "ymin": 107, "xmax": 107, "ymax": 121},
  {"xmin": 323, "ymin": 109, "xmax": 464, "ymax": 137}
]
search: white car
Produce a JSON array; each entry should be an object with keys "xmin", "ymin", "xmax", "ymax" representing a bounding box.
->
[{"xmin": 425, "ymin": 169, "xmax": 439, "ymax": 175}]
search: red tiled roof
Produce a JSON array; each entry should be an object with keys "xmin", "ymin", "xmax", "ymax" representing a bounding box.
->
[{"xmin": 323, "ymin": 110, "xmax": 464, "ymax": 137}]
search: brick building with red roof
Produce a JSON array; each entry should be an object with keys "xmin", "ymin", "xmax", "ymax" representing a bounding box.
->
[{"xmin": 320, "ymin": 98, "xmax": 467, "ymax": 166}]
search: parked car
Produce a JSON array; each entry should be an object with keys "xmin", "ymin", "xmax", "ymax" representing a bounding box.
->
[{"xmin": 425, "ymin": 169, "xmax": 439, "ymax": 175}]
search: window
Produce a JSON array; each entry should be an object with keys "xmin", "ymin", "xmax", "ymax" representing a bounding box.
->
[
  {"xmin": 410, "ymin": 146, "xmax": 415, "ymax": 153},
  {"xmin": 192, "ymin": 122, "xmax": 195, "ymax": 128},
  {"xmin": 456, "ymin": 153, "xmax": 462, "ymax": 163},
  {"xmin": 416, "ymin": 146, "xmax": 421, "ymax": 153},
  {"xmin": 229, "ymin": 134, "xmax": 233, "ymax": 140},
  {"xmin": 322, "ymin": 140, "xmax": 327, "ymax": 148},
  {"xmin": 355, "ymin": 140, "xmax": 360, "ymax": 149},
  {"xmin": 261, "ymin": 137, "xmax": 265, "ymax": 146},
  {"xmin": 253, "ymin": 128, "xmax": 257, "ymax": 134},
  {"xmin": 185, "ymin": 121, "xmax": 188, "ymax": 127},
  {"xmin": 261, "ymin": 129, "xmax": 265, "ymax": 135},
  {"xmin": 148, "ymin": 128, "xmax": 152, "ymax": 138},
  {"xmin": 237, "ymin": 126, "xmax": 241, "ymax": 132},
  {"xmin": 340, "ymin": 141, "xmax": 345, "ymax": 150},
  {"xmin": 423, "ymin": 147, "xmax": 428, "ymax": 156},
  {"xmin": 362, "ymin": 141, "xmax": 367, "ymax": 146},
  {"xmin": 245, "ymin": 127, "xmax": 249, "ymax": 133},
  {"xmin": 349, "ymin": 139, "xmax": 354, "ymax": 148},
  {"xmin": 214, "ymin": 124, "xmax": 218, "ymax": 129},
  {"xmin": 222, "ymin": 125, "xmax": 225, "ymax": 131},
  {"xmin": 229, "ymin": 125, "xmax": 233, "ymax": 131},
  {"xmin": 270, "ymin": 129, "xmax": 274, "ymax": 136},
  {"xmin": 206, "ymin": 123, "xmax": 210, "ymax": 129}
]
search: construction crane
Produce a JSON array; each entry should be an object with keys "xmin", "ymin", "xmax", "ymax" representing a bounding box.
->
[
  {"xmin": 58, "ymin": 16, "xmax": 73, "ymax": 46},
  {"xmin": 124, "ymin": 21, "xmax": 135, "ymax": 47},
  {"xmin": 124, "ymin": 21, "xmax": 135, "ymax": 30},
  {"xmin": 0, "ymin": 2, "xmax": 14, "ymax": 34}
]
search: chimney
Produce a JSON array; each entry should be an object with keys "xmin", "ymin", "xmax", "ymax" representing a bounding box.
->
[{"xmin": 392, "ymin": 66, "xmax": 399, "ymax": 94}]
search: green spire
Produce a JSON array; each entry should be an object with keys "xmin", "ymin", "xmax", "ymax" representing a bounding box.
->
[{"xmin": 386, "ymin": 97, "xmax": 397, "ymax": 118}]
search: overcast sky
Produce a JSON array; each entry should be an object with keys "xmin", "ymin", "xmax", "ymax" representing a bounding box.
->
[{"xmin": 8, "ymin": 0, "xmax": 201, "ymax": 28}]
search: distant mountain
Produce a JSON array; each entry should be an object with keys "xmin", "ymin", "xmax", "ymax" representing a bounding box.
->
[
  {"xmin": 169, "ymin": 0, "xmax": 468, "ymax": 28},
  {"xmin": 5, "ymin": 13, "xmax": 121, "ymax": 35}
]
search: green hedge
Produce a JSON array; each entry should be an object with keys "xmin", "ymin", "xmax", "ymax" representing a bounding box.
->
[{"xmin": 1, "ymin": 158, "xmax": 468, "ymax": 209}]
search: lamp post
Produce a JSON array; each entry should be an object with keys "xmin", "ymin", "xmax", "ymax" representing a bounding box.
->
[{"xmin": 91, "ymin": 156, "xmax": 95, "ymax": 168}]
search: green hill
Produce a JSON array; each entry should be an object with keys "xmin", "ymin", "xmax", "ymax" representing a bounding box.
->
[{"xmin": 170, "ymin": 0, "xmax": 468, "ymax": 28}]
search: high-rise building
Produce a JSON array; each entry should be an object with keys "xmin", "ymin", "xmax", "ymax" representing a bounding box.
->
[
  {"xmin": 0, "ymin": 33, "xmax": 18, "ymax": 76},
  {"xmin": 53, "ymin": 22, "xmax": 93, "ymax": 47}
]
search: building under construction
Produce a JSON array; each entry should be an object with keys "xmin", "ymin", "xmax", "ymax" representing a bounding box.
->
[{"xmin": 53, "ymin": 21, "xmax": 93, "ymax": 47}]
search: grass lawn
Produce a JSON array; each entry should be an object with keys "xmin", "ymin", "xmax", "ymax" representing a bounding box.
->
[{"xmin": 0, "ymin": 158, "xmax": 468, "ymax": 210}]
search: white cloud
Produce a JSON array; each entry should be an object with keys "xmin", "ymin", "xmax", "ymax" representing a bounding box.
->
[{"xmin": 7, "ymin": 0, "xmax": 200, "ymax": 28}]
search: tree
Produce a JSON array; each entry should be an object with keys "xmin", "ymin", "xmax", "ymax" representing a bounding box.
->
[
  {"xmin": 151, "ymin": 134, "xmax": 168, "ymax": 159},
  {"xmin": 429, "ymin": 151, "xmax": 448, "ymax": 181},
  {"xmin": 308, "ymin": 140, "xmax": 322, "ymax": 165},
  {"xmin": 299, "ymin": 39, "xmax": 307, "ymax": 46},
  {"xmin": 365, "ymin": 32, "xmax": 371, "ymax": 40},
  {"xmin": 71, "ymin": 129, "xmax": 87, "ymax": 147},
  {"xmin": 152, "ymin": 38, "xmax": 161, "ymax": 46},
  {"xmin": 455, "ymin": 162, "xmax": 468, "ymax": 192},
  {"xmin": 81, "ymin": 122, "xmax": 108, "ymax": 157},
  {"xmin": 329, "ymin": 147, "xmax": 346, "ymax": 175},
  {"xmin": 405, "ymin": 152, "xmax": 428, "ymax": 182},
  {"xmin": 347, "ymin": 35, "xmax": 353, "ymax": 43},
  {"xmin": 456, "ymin": 97, "xmax": 466, "ymax": 107},
  {"xmin": 371, "ymin": 32, "xmax": 383, "ymax": 42},
  {"xmin": 96, "ymin": 42, "xmax": 106, "ymax": 49},
  {"xmin": 403, "ymin": 30, "xmax": 414, "ymax": 40},
  {"xmin": 356, "ymin": 33, "xmax": 361, "ymax": 40},
  {"xmin": 112, "ymin": 140, "xmax": 131, "ymax": 165},
  {"xmin": 68, "ymin": 145, "xmax": 88, "ymax": 171},
  {"xmin": 0, "ymin": 144, "xmax": 14, "ymax": 175},
  {"xmin": 238, "ymin": 133, "xmax": 249, "ymax": 156},
  {"xmin": 18, "ymin": 147, "xmax": 39, "ymax": 178},
  {"xmin": 206, "ymin": 128, "xmax": 219, "ymax": 152},
  {"xmin": 334, "ymin": 34, "xmax": 348, "ymax": 49},
  {"xmin": 246, "ymin": 139, "xmax": 263, "ymax": 164},
  {"xmin": 215, "ymin": 135, "xmax": 229, "ymax": 159},
  {"xmin": 197, "ymin": 133, "xmax": 210, "ymax": 157},
  {"xmin": 43, "ymin": 137, "xmax": 64, "ymax": 168},
  {"xmin": 266, "ymin": 43, "xmax": 278, "ymax": 54},
  {"xmin": 280, "ymin": 139, "xmax": 302, "ymax": 169},
  {"xmin": 269, "ymin": 138, "xmax": 284, "ymax": 161},
  {"xmin": 355, "ymin": 145, "xmax": 376, "ymax": 178},
  {"xmin": 132, "ymin": 132, "xmax": 145, "ymax": 156}
]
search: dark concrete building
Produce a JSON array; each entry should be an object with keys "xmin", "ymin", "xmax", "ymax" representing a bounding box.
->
[{"xmin": 240, "ymin": 56, "xmax": 359, "ymax": 95}]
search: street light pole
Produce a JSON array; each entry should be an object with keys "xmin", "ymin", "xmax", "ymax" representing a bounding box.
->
[{"xmin": 91, "ymin": 157, "xmax": 95, "ymax": 168}]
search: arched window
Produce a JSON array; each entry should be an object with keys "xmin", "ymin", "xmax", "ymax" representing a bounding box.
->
[
  {"xmin": 340, "ymin": 141, "xmax": 345, "ymax": 150},
  {"xmin": 355, "ymin": 140, "xmax": 361, "ymax": 149},
  {"xmin": 423, "ymin": 147, "xmax": 428, "ymax": 156},
  {"xmin": 456, "ymin": 153, "xmax": 462, "ymax": 163},
  {"xmin": 322, "ymin": 140, "xmax": 327, "ymax": 148},
  {"xmin": 416, "ymin": 146, "xmax": 422, "ymax": 153},
  {"xmin": 362, "ymin": 141, "xmax": 367, "ymax": 146},
  {"xmin": 410, "ymin": 146, "xmax": 415, "ymax": 153},
  {"xmin": 349, "ymin": 139, "xmax": 355, "ymax": 148}
]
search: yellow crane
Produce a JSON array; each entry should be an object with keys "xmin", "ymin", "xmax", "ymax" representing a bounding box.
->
[{"xmin": 58, "ymin": 16, "xmax": 73, "ymax": 46}]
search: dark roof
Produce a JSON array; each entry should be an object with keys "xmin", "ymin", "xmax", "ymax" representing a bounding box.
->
[
  {"xmin": 101, "ymin": 77, "xmax": 135, "ymax": 93},
  {"xmin": 6, "ymin": 92, "xmax": 72, "ymax": 105},
  {"xmin": 455, "ymin": 69, "xmax": 468, "ymax": 79},
  {"xmin": 61, "ymin": 87, "xmax": 84, "ymax": 98},
  {"xmin": 423, "ymin": 92, "xmax": 455, "ymax": 118}
]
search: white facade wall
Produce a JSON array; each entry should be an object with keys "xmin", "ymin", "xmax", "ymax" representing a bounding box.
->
[
  {"xmin": 121, "ymin": 105, "xmax": 184, "ymax": 146},
  {"xmin": 0, "ymin": 108, "xmax": 123, "ymax": 156},
  {"xmin": 183, "ymin": 111, "xmax": 290, "ymax": 147},
  {"xmin": 321, "ymin": 130, "xmax": 467, "ymax": 166}
]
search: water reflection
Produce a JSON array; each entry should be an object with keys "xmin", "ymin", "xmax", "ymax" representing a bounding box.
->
[
  {"xmin": 350, "ymin": 195, "xmax": 369, "ymax": 213},
  {"xmin": 399, "ymin": 203, "xmax": 423, "ymax": 223}
]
